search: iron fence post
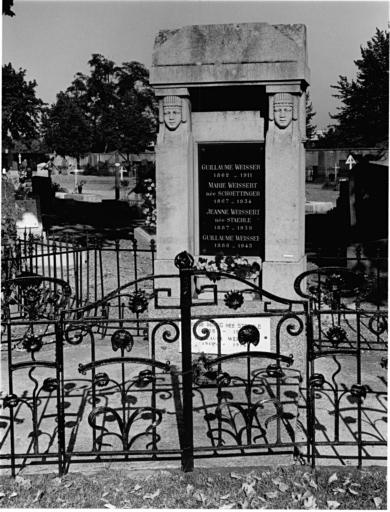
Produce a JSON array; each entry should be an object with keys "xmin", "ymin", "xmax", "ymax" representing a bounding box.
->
[{"xmin": 179, "ymin": 257, "xmax": 194, "ymax": 472}]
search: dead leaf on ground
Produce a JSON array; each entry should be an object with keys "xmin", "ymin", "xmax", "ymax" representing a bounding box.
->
[
  {"xmin": 0, "ymin": 493, "xmax": 5, "ymax": 499},
  {"xmin": 292, "ymin": 492, "xmax": 302, "ymax": 503},
  {"xmin": 220, "ymin": 494, "xmax": 230, "ymax": 500},
  {"xmin": 373, "ymin": 497, "xmax": 383, "ymax": 508},
  {"xmin": 33, "ymin": 490, "xmax": 44, "ymax": 503},
  {"xmin": 143, "ymin": 489, "xmax": 160, "ymax": 500},
  {"xmin": 52, "ymin": 477, "xmax": 62, "ymax": 486},
  {"xmin": 303, "ymin": 495, "xmax": 317, "ymax": 509},
  {"xmin": 219, "ymin": 503, "xmax": 236, "ymax": 509},
  {"xmin": 328, "ymin": 473, "xmax": 338, "ymax": 484},
  {"xmin": 186, "ymin": 484, "xmax": 194, "ymax": 495},
  {"xmin": 9, "ymin": 492, "xmax": 18, "ymax": 498},
  {"xmin": 309, "ymin": 479, "xmax": 318, "ymax": 490},
  {"xmin": 276, "ymin": 482, "xmax": 289, "ymax": 492},
  {"xmin": 102, "ymin": 492, "xmax": 109, "ymax": 497},
  {"xmin": 241, "ymin": 481, "xmax": 256, "ymax": 496},
  {"xmin": 348, "ymin": 488, "xmax": 359, "ymax": 495},
  {"xmin": 231, "ymin": 472, "xmax": 241, "ymax": 479},
  {"xmin": 133, "ymin": 484, "xmax": 142, "ymax": 491},
  {"xmin": 104, "ymin": 504, "xmax": 116, "ymax": 509},
  {"xmin": 327, "ymin": 500, "xmax": 340, "ymax": 509},
  {"xmin": 15, "ymin": 476, "xmax": 32, "ymax": 489},
  {"xmin": 265, "ymin": 490, "xmax": 279, "ymax": 499},
  {"xmin": 334, "ymin": 487, "xmax": 346, "ymax": 494}
]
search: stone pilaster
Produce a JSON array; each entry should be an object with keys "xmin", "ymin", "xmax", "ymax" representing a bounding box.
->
[
  {"xmin": 262, "ymin": 89, "xmax": 306, "ymax": 299},
  {"xmin": 154, "ymin": 89, "xmax": 194, "ymax": 288}
]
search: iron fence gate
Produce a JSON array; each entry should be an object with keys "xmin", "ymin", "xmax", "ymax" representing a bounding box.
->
[{"xmin": 1, "ymin": 252, "xmax": 387, "ymax": 475}]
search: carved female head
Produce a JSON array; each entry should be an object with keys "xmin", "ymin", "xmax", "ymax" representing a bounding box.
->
[
  {"xmin": 160, "ymin": 95, "xmax": 187, "ymax": 130},
  {"xmin": 269, "ymin": 93, "xmax": 298, "ymax": 129}
]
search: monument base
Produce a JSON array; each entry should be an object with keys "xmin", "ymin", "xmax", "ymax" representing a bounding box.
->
[{"xmin": 262, "ymin": 255, "xmax": 306, "ymax": 301}]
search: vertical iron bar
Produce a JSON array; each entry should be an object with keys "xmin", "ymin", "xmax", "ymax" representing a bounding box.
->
[
  {"xmin": 56, "ymin": 318, "xmax": 65, "ymax": 476},
  {"xmin": 115, "ymin": 240, "xmax": 121, "ymax": 327},
  {"xmin": 356, "ymin": 311, "xmax": 362, "ymax": 469},
  {"xmin": 73, "ymin": 244, "xmax": 79, "ymax": 309},
  {"xmin": 7, "ymin": 322, "xmax": 16, "ymax": 477},
  {"xmin": 94, "ymin": 243, "xmax": 98, "ymax": 303},
  {"xmin": 132, "ymin": 239, "xmax": 140, "ymax": 335},
  {"xmin": 180, "ymin": 261, "xmax": 194, "ymax": 472},
  {"xmin": 79, "ymin": 244, "xmax": 83, "ymax": 305},
  {"xmin": 151, "ymin": 239, "xmax": 156, "ymax": 275},
  {"xmin": 86, "ymin": 234, "xmax": 90, "ymax": 303},
  {"xmin": 99, "ymin": 244, "xmax": 104, "ymax": 301}
]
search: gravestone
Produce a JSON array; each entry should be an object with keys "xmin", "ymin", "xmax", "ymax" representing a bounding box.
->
[
  {"xmin": 32, "ymin": 176, "xmax": 53, "ymax": 213},
  {"xmin": 15, "ymin": 198, "xmax": 43, "ymax": 235},
  {"xmin": 151, "ymin": 22, "xmax": 309, "ymax": 299}
]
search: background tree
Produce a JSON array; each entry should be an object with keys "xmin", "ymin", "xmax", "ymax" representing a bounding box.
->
[
  {"xmin": 3, "ymin": 0, "xmax": 15, "ymax": 16},
  {"xmin": 104, "ymin": 61, "xmax": 157, "ymax": 159},
  {"xmin": 305, "ymin": 90, "xmax": 317, "ymax": 140},
  {"xmin": 41, "ymin": 92, "xmax": 92, "ymax": 163},
  {"xmin": 317, "ymin": 28, "xmax": 388, "ymax": 148},
  {"xmin": 2, "ymin": 63, "xmax": 44, "ymax": 149},
  {"xmin": 44, "ymin": 54, "xmax": 157, "ymax": 159}
]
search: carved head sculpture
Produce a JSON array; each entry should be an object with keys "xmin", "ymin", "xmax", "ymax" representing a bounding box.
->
[
  {"xmin": 269, "ymin": 93, "xmax": 298, "ymax": 129},
  {"xmin": 160, "ymin": 95, "xmax": 187, "ymax": 130}
]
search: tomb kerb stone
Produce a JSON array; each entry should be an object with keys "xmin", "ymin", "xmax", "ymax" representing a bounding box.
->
[{"xmin": 151, "ymin": 22, "xmax": 309, "ymax": 300}]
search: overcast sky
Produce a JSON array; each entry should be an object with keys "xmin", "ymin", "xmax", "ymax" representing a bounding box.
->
[{"xmin": 2, "ymin": 0, "xmax": 388, "ymax": 129}]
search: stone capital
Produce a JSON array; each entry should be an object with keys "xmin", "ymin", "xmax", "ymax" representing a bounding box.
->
[{"xmin": 154, "ymin": 87, "xmax": 190, "ymax": 98}]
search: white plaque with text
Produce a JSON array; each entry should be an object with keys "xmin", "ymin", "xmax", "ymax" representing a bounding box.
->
[{"xmin": 189, "ymin": 317, "xmax": 271, "ymax": 355}]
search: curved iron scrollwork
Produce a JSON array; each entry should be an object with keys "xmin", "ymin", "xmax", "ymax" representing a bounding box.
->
[
  {"xmin": 151, "ymin": 321, "xmax": 180, "ymax": 344},
  {"xmin": 88, "ymin": 405, "xmax": 164, "ymax": 451},
  {"xmin": 65, "ymin": 323, "xmax": 94, "ymax": 346},
  {"xmin": 368, "ymin": 312, "xmax": 388, "ymax": 336},
  {"xmin": 210, "ymin": 398, "xmax": 284, "ymax": 446},
  {"xmin": 294, "ymin": 267, "xmax": 373, "ymax": 308},
  {"xmin": 275, "ymin": 313, "xmax": 304, "ymax": 355}
]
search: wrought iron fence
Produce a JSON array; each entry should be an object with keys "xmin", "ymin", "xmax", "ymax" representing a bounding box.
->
[
  {"xmin": 1, "ymin": 230, "xmax": 156, "ymax": 314},
  {"xmin": 1, "ymin": 252, "xmax": 387, "ymax": 475}
]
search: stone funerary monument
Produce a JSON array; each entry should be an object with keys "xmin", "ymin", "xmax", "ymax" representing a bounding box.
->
[{"xmin": 150, "ymin": 22, "xmax": 309, "ymax": 298}]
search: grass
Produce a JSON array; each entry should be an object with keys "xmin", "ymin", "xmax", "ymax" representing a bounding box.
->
[{"xmin": 0, "ymin": 466, "xmax": 386, "ymax": 509}]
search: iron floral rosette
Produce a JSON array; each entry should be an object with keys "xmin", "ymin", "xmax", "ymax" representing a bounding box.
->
[
  {"xmin": 111, "ymin": 329, "xmax": 134, "ymax": 352},
  {"xmin": 128, "ymin": 290, "xmax": 149, "ymax": 314},
  {"xmin": 325, "ymin": 326, "xmax": 347, "ymax": 346},
  {"xmin": 22, "ymin": 333, "xmax": 43, "ymax": 353},
  {"xmin": 224, "ymin": 290, "xmax": 244, "ymax": 310},
  {"xmin": 237, "ymin": 324, "xmax": 260, "ymax": 347}
]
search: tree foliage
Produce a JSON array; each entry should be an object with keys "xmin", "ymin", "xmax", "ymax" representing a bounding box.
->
[
  {"xmin": 318, "ymin": 28, "xmax": 388, "ymax": 148},
  {"xmin": 42, "ymin": 54, "xmax": 157, "ymax": 158},
  {"xmin": 2, "ymin": 63, "xmax": 44, "ymax": 148},
  {"xmin": 41, "ymin": 92, "xmax": 92, "ymax": 161},
  {"xmin": 306, "ymin": 90, "xmax": 317, "ymax": 140},
  {"xmin": 3, "ymin": 0, "xmax": 15, "ymax": 16}
]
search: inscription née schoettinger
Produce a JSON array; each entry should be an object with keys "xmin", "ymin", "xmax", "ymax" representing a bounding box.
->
[{"xmin": 199, "ymin": 144, "xmax": 264, "ymax": 256}]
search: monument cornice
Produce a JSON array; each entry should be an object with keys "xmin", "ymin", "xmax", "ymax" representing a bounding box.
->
[{"xmin": 150, "ymin": 62, "xmax": 310, "ymax": 87}]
